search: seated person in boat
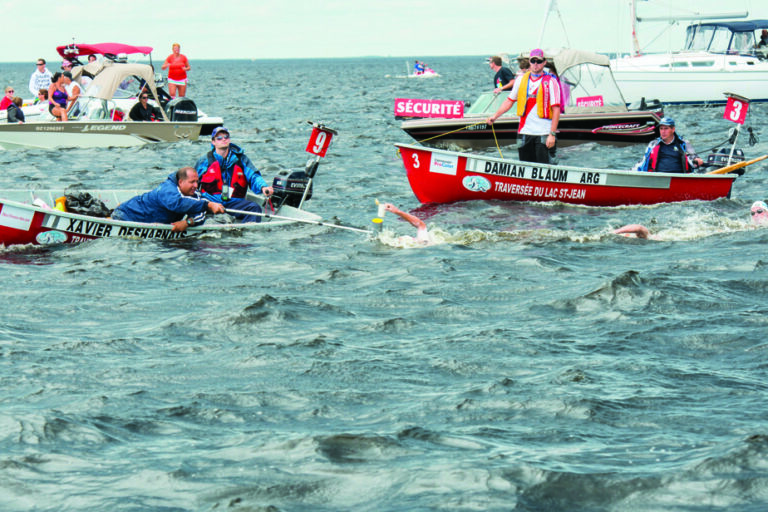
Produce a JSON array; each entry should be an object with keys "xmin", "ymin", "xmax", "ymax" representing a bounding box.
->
[
  {"xmin": 614, "ymin": 201, "xmax": 768, "ymax": 239},
  {"xmin": 194, "ymin": 127, "xmax": 274, "ymax": 223},
  {"xmin": 62, "ymin": 72, "xmax": 81, "ymax": 114},
  {"xmin": 111, "ymin": 167, "xmax": 225, "ymax": 232},
  {"xmin": 487, "ymin": 48, "xmax": 561, "ymax": 165},
  {"xmin": 758, "ymin": 29, "xmax": 768, "ymax": 48},
  {"xmin": 6, "ymin": 97, "xmax": 25, "ymax": 123},
  {"xmin": 128, "ymin": 93, "xmax": 163, "ymax": 121},
  {"xmin": 633, "ymin": 117, "xmax": 703, "ymax": 173}
]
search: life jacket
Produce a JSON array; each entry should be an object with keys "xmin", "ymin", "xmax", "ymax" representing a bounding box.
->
[
  {"xmin": 200, "ymin": 151, "xmax": 249, "ymax": 199},
  {"xmin": 646, "ymin": 137, "xmax": 691, "ymax": 173},
  {"xmin": 516, "ymin": 72, "xmax": 556, "ymax": 119}
]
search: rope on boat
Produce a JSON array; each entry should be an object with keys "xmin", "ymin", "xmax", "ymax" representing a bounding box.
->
[{"xmin": 415, "ymin": 119, "xmax": 506, "ymax": 159}]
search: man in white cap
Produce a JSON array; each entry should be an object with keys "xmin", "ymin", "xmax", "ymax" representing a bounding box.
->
[
  {"xmin": 633, "ymin": 117, "xmax": 704, "ymax": 173},
  {"xmin": 486, "ymin": 47, "xmax": 561, "ymax": 164}
]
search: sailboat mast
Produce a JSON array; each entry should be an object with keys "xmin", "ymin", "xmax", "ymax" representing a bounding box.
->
[{"xmin": 631, "ymin": 0, "xmax": 642, "ymax": 56}]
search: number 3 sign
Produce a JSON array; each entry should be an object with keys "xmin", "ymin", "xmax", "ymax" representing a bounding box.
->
[
  {"xmin": 723, "ymin": 95, "xmax": 749, "ymax": 125},
  {"xmin": 306, "ymin": 125, "xmax": 335, "ymax": 157}
]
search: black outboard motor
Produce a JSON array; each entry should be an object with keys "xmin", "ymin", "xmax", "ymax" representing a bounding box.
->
[
  {"xmin": 271, "ymin": 170, "xmax": 313, "ymax": 208},
  {"xmin": 706, "ymin": 147, "xmax": 745, "ymax": 172},
  {"xmin": 165, "ymin": 97, "xmax": 198, "ymax": 122}
]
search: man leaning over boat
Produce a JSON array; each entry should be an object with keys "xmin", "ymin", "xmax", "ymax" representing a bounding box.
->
[
  {"xmin": 111, "ymin": 167, "xmax": 225, "ymax": 232},
  {"xmin": 486, "ymin": 48, "xmax": 560, "ymax": 165},
  {"xmin": 633, "ymin": 117, "xmax": 704, "ymax": 173}
]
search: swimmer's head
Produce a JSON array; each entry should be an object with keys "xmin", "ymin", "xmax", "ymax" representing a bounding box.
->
[{"xmin": 751, "ymin": 200, "xmax": 768, "ymax": 225}]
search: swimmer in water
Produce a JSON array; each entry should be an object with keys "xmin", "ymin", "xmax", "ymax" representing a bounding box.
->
[
  {"xmin": 381, "ymin": 203, "xmax": 434, "ymax": 245},
  {"xmin": 614, "ymin": 200, "xmax": 768, "ymax": 239}
]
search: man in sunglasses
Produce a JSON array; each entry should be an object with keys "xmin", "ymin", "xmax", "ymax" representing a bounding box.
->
[
  {"xmin": 29, "ymin": 58, "xmax": 53, "ymax": 97},
  {"xmin": 195, "ymin": 127, "xmax": 274, "ymax": 223},
  {"xmin": 614, "ymin": 201, "xmax": 768, "ymax": 239},
  {"xmin": 128, "ymin": 93, "xmax": 163, "ymax": 121},
  {"xmin": 487, "ymin": 48, "xmax": 561, "ymax": 164}
]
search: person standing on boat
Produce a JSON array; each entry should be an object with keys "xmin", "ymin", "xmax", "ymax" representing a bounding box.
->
[
  {"xmin": 195, "ymin": 127, "xmax": 274, "ymax": 224},
  {"xmin": 28, "ymin": 58, "xmax": 53, "ymax": 97},
  {"xmin": 633, "ymin": 117, "xmax": 703, "ymax": 173},
  {"xmin": 162, "ymin": 43, "xmax": 191, "ymax": 98},
  {"xmin": 111, "ymin": 167, "xmax": 225, "ymax": 232},
  {"xmin": 487, "ymin": 48, "xmax": 561, "ymax": 164},
  {"xmin": 489, "ymin": 55, "xmax": 515, "ymax": 94}
]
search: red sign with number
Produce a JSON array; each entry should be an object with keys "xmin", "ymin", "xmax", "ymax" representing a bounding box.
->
[
  {"xmin": 723, "ymin": 96, "xmax": 748, "ymax": 125},
  {"xmin": 306, "ymin": 126, "xmax": 334, "ymax": 157}
]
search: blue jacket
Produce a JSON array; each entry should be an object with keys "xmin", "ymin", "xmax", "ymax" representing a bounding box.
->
[
  {"xmin": 114, "ymin": 172, "xmax": 209, "ymax": 225},
  {"xmin": 633, "ymin": 134, "xmax": 699, "ymax": 173},
  {"xmin": 195, "ymin": 143, "xmax": 269, "ymax": 204}
]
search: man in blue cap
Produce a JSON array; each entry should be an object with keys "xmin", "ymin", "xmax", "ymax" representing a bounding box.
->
[
  {"xmin": 633, "ymin": 117, "xmax": 704, "ymax": 173},
  {"xmin": 195, "ymin": 127, "xmax": 273, "ymax": 223}
]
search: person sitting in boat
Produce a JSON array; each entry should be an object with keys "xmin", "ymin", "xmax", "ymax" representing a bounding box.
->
[
  {"xmin": 111, "ymin": 167, "xmax": 225, "ymax": 233},
  {"xmin": 487, "ymin": 48, "xmax": 561, "ymax": 164},
  {"xmin": 614, "ymin": 201, "xmax": 768, "ymax": 239},
  {"xmin": 48, "ymin": 73, "xmax": 69, "ymax": 121},
  {"xmin": 381, "ymin": 203, "xmax": 433, "ymax": 245},
  {"xmin": 413, "ymin": 60, "xmax": 425, "ymax": 75},
  {"xmin": 489, "ymin": 55, "xmax": 515, "ymax": 94},
  {"xmin": 0, "ymin": 86, "xmax": 15, "ymax": 111},
  {"xmin": 128, "ymin": 92, "xmax": 163, "ymax": 121},
  {"xmin": 6, "ymin": 97, "xmax": 24, "ymax": 123},
  {"xmin": 758, "ymin": 29, "xmax": 768, "ymax": 48},
  {"xmin": 633, "ymin": 117, "xmax": 703, "ymax": 173},
  {"xmin": 194, "ymin": 127, "xmax": 274, "ymax": 224},
  {"xmin": 61, "ymin": 71, "xmax": 81, "ymax": 116}
]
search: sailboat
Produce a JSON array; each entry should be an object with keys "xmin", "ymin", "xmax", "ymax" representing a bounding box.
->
[{"xmin": 609, "ymin": 0, "xmax": 768, "ymax": 105}]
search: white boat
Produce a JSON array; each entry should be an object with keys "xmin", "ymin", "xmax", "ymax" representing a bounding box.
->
[
  {"xmin": 0, "ymin": 60, "xmax": 206, "ymax": 150},
  {"xmin": 609, "ymin": 2, "xmax": 768, "ymax": 105}
]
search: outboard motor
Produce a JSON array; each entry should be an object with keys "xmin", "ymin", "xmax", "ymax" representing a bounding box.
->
[
  {"xmin": 271, "ymin": 170, "xmax": 313, "ymax": 208},
  {"xmin": 165, "ymin": 97, "xmax": 198, "ymax": 122},
  {"xmin": 706, "ymin": 147, "xmax": 745, "ymax": 171}
]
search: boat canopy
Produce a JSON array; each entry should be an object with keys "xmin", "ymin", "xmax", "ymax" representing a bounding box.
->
[
  {"xmin": 74, "ymin": 61, "xmax": 169, "ymax": 121},
  {"xmin": 57, "ymin": 42, "xmax": 153, "ymax": 60},
  {"xmin": 684, "ymin": 20, "xmax": 768, "ymax": 54}
]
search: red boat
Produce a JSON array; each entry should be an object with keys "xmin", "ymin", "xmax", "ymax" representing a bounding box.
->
[{"xmin": 395, "ymin": 143, "xmax": 740, "ymax": 207}]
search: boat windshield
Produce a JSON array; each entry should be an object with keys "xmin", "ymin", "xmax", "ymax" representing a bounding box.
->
[
  {"xmin": 68, "ymin": 97, "xmax": 120, "ymax": 121},
  {"xmin": 685, "ymin": 24, "xmax": 759, "ymax": 55}
]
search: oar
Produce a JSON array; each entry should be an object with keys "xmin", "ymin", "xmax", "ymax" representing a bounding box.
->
[
  {"xmin": 706, "ymin": 154, "xmax": 768, "ymax": 175},
  {"xmin": 224, "ymin": 208, "xmax": 373, "ymax": 234}
]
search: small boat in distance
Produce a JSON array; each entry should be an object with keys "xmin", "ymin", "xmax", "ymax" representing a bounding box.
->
[{"xmin": 395, "ymin": 143, "xmax": 743, "ymax": 207}]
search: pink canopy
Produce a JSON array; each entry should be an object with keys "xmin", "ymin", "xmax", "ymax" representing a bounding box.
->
[{"xmin": 56, "ymin": 43, "xmax": 153, "ymax": 59}]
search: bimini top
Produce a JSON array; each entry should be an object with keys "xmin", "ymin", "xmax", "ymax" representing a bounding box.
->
[{"xmin": 56, "ymin": 42, "xmax": 153, "ymax": 60}]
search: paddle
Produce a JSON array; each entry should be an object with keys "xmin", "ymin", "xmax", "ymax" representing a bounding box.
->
[
  {"xmin": 224, "ymin": 208, "xmax": 373, "ymax": 234},
  {"xmin": 706, "ymin": 154, "xmax": 768, "ymax": 175}
]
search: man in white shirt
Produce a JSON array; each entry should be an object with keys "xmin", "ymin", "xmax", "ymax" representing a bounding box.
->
[
  {"xmin": 487, "ymin": 48, "xmax": 561, "ymax": 164},
  {"xmin": 28, "ymin": 58, "xmax": 53, "ymax": 96}
]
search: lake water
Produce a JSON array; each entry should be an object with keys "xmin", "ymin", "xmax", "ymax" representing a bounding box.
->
[{"xmin": 1, "ymin": 56, "xmax": 768, "ymax": 511}]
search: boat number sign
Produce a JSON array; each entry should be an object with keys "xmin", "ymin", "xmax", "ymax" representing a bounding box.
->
[
  {"xmin": 723, "ymin": 96, "xmax": 748, "ymax": 125},
  {"xmin": 306, "ymin": 126, "xmax": 335, "ymax": 157}
]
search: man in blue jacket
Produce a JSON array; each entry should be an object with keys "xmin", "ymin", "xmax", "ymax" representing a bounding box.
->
[
  {"xmin": 112, "ymin": 167, "xmax": 225, "ymax": 232},
  {"xmin": 633, "ymin": 117, "xmax": 704, "ymax": 173},
  {"xmin": 195, "ymin": 127, "xmax": 273, "ymax": 223}
]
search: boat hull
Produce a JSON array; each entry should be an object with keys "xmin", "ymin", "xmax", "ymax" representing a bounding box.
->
[
  {"xmin": 401, "ymin": 111, "xmax": 661, "ymax": 150},
  {"xmin": 395, "ymin": 143, "xmax": 737, "ymax": 206},
  {"xmin": 0, "ymin": 121, "xmax": 203, "ymax": 150},
  {"xmin": 0, "ymin": 190, "xmax": 320, "ymax": 246}
]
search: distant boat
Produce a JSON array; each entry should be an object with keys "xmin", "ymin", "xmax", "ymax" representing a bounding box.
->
[
  {"xmin": 609, "ymin": 1, "xmax": 768, "ymax": 105},
  {"xmin": 407, "ymin": 60, "xmax": 440, "ymax": 78}
]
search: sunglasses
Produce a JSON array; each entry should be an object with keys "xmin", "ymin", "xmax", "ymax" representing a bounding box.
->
[
  {"xmin": 529, "ymin": 58, "xmax": 545, "ymax": 64},
  {"xmin": 752, "ymin": 209, "xmax": 765, "ymax": 216},
  {"xmin": 37, "ymin": 62, "xmax": 44, "ymax": 66},
  {"xmin": 6, "ymin": 90, "xmax": 13, "ymax": 93},
  {"xmin": 214, "ymin": 135, "xmax": 230, "ymax": 141},
  {"xmin": 140, "ymin": 96, "xmax": 148, "ymax": 99}
]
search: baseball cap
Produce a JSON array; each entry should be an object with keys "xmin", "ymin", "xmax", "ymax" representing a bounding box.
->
[
  {"xmin": 211, "ymin": 126, "xmax": 230, "ymax": 139},
  {"xmin": 659, "ymin": 117, "xmax": 675, "ymax": 127},
  {"xmin": 530, "ymin": 48, "xmax": 544, "ymax": 59}
]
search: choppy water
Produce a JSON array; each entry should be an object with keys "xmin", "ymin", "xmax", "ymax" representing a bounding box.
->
[{"xmin": 1, "ymin": 56, "xmax": 768, "ymax": 511}]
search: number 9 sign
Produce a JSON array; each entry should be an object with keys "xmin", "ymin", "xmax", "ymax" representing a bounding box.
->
[
  {"xmin": 723, "ymin": 96, "xmax": 748, "ymax": 125},
  {"xmin": 306, "ymin": 125, "xmax": 335, "ymax": 157}
]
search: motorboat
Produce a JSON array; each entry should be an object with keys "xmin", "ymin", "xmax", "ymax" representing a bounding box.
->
[
  {"xmin": 0, "ymin": 59, "xmax": 206, "ymax": 150},
  {"xmin": 400, "ymin": 48, "xmax": 663, "ymax": 151},
  {"xmin": 394, "ymin": 143, "xmax": 754, "ymax": 207},
  {"xmin": 610, "ymin": 4, "xmax": 768, "ymax": 105},
  {"xmin": 1, "ymin": 42, "xmax": 223, "ymax": 136}
]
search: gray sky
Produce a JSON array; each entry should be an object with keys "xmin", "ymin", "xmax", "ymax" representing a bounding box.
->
[{"xmin": 2, "ymin": 0, "xmax": 766, "ymax": 63}]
